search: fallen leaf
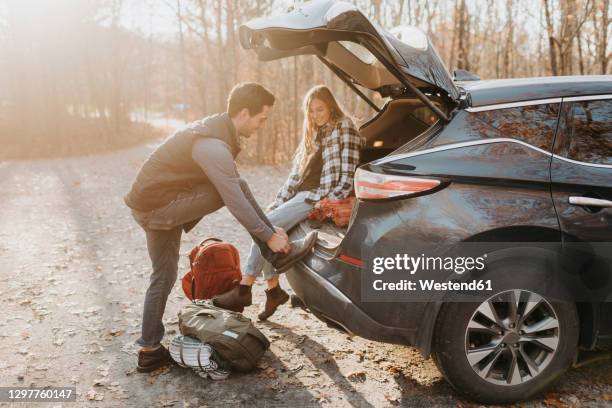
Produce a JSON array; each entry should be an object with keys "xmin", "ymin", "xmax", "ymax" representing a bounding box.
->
[
  {"xmin": 259, "ymin": 367, "xmax": 277, "ymax": 379},
  {"xmin": 146, "ymin": 366, "xmax": 171, "ymax": 384},
  {"xmin": 347, "ymin": 371, "xmax": 366, "ymax": 382},
  {"xmin": 288, "ymin": 364, "xmax": 304, "ymax": 376},
  {"xmin": 386, "ymin": 365, "xmax": 403, "ymax": 376},
  {"xmin": 385, "ymin": 393, "xmax": 399, "ymax": 404},
  {"xmin": 543, "ymin": 392, "xmax": 568, "ymax": 408},
  {"xmin": 85, "ymin": 389, "xmax": 104, "ymax": 401},
  {"xmin": 96, "ymin": 364, "xmax": 110, "ymax": 377},
  {"xmin": 93, "ymin": 378, "xmax": 108, "ymax": 387}
]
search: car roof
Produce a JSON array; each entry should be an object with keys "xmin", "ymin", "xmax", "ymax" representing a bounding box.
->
[{"xmin": 460, "ymin": 75, "xmax": 612, "ymax": 107}]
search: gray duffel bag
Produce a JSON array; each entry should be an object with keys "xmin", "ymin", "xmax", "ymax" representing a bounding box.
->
[{"xmin": 178, "ymin": 300, "xmax": 270, "ymax": 372}]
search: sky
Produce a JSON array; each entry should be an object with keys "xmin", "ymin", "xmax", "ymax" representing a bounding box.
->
[
  {"xmin": 120, "ymin": 0, "xmax": 177, "ymax": 38},
  {"xmin": 119, "ymin": 0, "xmax": 298, "ymax": 39},
  {"xmin": 2, "ymin": 0, "xmax": 606, "ymax": 59},
  {"xmin": 0, "ymin": 0, "xmax": 541, "ymax": 41}
]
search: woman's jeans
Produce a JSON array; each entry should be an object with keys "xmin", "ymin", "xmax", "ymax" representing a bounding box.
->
[
  {"xmin": 131, "ymin": 179, "xmax": 277, "ymax": 347},
  {"xmin": 244, "ymin": 191, "xmax": 314, "ymax": 280}
]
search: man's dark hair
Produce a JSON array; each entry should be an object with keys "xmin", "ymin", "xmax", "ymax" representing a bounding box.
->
[{"xmin": 227, "ymin": 82, "xmax": 275, "ymax": 117}]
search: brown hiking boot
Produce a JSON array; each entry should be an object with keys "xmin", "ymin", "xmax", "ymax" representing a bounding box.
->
[
  {"xmin": 137, "ymin": 344, "xmax": 173, "ymax": 373},
  {"xmin": 270, "ymin": 231, "xmax": 317, "ymax": 273},
  {"xmin": 258, "ymin": 284, "xmax": 290, "ymax": 321},
  {"xmin": 212, "ymin": 284, "xmax": 252, "ymax": 313}
]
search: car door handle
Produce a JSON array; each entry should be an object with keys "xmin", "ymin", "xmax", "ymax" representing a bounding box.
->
[{"xmin": 569, "ymin": 196, "xmax": 612, "ymax": 208}]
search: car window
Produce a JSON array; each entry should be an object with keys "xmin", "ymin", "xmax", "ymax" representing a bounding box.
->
[
  {"xmin": 568, "ymin": 99, "xmax": 612, "ymax": 165},
  {"xmin": 473, "ymin": 103, "xmax": 560, "ymax": 151},
  {"xmin": 392, "ymin": 120, "xmax": 443, "ymax": 154}
]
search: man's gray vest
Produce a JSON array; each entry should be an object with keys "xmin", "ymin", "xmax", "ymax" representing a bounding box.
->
[{"xmin": 124, "ymin": 113, "xmax": 240, "ymax": 213}]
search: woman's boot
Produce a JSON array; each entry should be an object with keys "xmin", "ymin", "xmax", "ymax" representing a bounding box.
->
[{"xmin": 258, "ymin": 284, "xmax": 290, "ymax": 321}]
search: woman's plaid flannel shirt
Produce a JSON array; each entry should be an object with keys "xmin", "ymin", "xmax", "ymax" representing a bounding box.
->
[{"xmin": 269, "ymin": 117, "xmax": 365, "ymax": 211}]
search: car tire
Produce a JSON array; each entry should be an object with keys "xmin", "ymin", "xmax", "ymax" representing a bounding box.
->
[{"xmin": 432, "ymin": 286, "xmax": 579, "ymax": 404}]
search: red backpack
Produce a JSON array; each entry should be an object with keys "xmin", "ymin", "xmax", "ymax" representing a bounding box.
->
[{"xmin": 182, "ymin": 238, "xmax": 241, "ymax": 300}]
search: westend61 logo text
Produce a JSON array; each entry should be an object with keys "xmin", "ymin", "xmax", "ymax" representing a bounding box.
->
[{"xmin": 372, "ymin": 254, "xmax": 487, "ymax": 275}]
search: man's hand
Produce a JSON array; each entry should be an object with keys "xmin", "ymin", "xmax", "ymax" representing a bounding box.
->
[{"xmin": 267, "ymin": 231, "xmax": 290, "ymax": 253}]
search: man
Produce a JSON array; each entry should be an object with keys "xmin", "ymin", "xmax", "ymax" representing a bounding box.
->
[{"xmin": 125, "ymin": 82, "xmax": 317, "ymax": 373}]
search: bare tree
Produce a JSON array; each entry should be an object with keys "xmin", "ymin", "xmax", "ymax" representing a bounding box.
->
[
  {"xmin": 593, "ymin": 0, "xmax": 611, "ymax": 74},
  {"xmin": 455, "ymin": 0, "xmax": 471, "ymax": 70},
  {"xmin": 2, "ymin": 0, "xmax": 610, "ymax": 161}
]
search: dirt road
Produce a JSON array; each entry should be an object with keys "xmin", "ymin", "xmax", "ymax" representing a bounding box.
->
[{"xmin": 0, "ymin": 142, "xmax": 610, "ymax": 407}]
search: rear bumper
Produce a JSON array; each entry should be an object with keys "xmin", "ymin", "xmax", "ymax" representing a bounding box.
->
[{"xmin": 285, "ymin": 258, "xmax": 419, "ymax": 347}]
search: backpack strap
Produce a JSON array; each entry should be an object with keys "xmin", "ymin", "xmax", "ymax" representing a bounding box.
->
[
  {"xmin": 200, "ymin": 237, "xmax": 223, "ymax": 246},
  {"xmin": 179, "ymin": 339, "xmax": 186, "ymax": 367},
  {"xmin": 189, "ymin": 238, "xmax": 221, "ymax": 268},
  {"xmin": 197, "ymin": 346, "xmax": 203, "ymax": 370}
]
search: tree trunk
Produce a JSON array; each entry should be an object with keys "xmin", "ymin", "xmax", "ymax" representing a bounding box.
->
[
  {"xmin": 503, "ymin": 0, "xmax": 513, "ymax": 77},
  {"xmin": 543, "ymin": 0, "xmax": 559, "ymax": 75},
  {"xmin": 599, "ymin": 0, "xmax": 610, "ymax": 74},
  {"xmin": 216, "ymin": 2, "xmax": 227, "ymax": 111},
  {"xmin": 577, "ymin": 31, "xmax": 585, "ymax": 75},
  {"xmin": 176, "ymin": 0, "xmax": 188, "ymax": 121},
  {"xmin": 456, "ymin": 0, "xmax": 469, "ymax": 70}
]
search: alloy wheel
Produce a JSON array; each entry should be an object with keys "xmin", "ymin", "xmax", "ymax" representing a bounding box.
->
[{"xmin": 464, "ymin": 289, "xmax": 560, "ymax": 386}]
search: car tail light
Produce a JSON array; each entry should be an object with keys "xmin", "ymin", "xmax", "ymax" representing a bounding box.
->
[
  {"xmin": 338, "ymin": 254, "xmax": 364, "ymax": 267},
  {"xmin": 355, "ymin": 168, "xmax": 441, "ymax": 200}
]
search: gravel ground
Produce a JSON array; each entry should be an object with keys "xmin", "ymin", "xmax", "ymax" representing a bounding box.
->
[{"xmin": 0, "ymin": 141, "xmax": 611, "ymax": 408}]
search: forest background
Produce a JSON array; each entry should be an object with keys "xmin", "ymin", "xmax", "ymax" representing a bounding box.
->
[{"xmin": 0, "ymin": 0, "xmax": 610, "ymax": 161}]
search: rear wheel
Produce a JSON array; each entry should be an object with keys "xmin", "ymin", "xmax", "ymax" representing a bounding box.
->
[{"xmin": 433, "ymin": 289, "xmax": 579, "ymax": 404}]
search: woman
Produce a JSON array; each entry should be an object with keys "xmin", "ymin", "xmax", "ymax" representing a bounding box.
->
[{"xmin": 218, "ymin": 85, "xmax": 364, "ymax": 320}]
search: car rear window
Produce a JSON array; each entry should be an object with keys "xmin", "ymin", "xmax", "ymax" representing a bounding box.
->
[
  {"xmin": 473, "ymin": 103, "xmax": 560, "ymax": 151},
  {"xmin": 391, "ymin": 120, "xmax": 443, "ymax": 155}
]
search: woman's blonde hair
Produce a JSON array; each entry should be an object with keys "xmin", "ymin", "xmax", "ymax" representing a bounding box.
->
[{"xmin": 296, "ymin": 85, "xmax": 348, "ymax": 176}]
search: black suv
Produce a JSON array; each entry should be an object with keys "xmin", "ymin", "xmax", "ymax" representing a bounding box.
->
[{"xmin": 240, "ymin": 0, "xmax": 612, "ymax": 403}]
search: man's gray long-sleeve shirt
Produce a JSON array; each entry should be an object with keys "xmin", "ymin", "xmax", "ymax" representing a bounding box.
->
[{"xmin": 191, "ymin": 138, "xmax": 274, "ymax": 243}]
